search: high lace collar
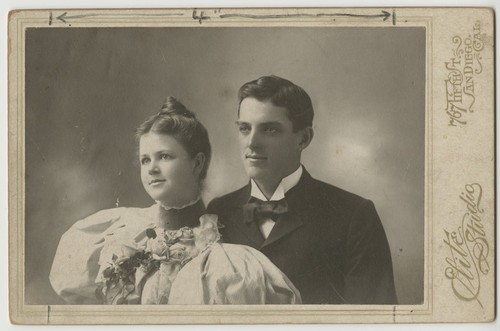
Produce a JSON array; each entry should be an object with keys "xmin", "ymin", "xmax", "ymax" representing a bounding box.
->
[
  {"xmin": 156, "ymin": 196, "xmax": 201, "ymax": 211},
  {"xmin": 155, "ymin": 198, "xmax": 205, "ymax": 230}
]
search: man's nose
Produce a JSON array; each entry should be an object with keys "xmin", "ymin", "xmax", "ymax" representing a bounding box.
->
[{"xmin": 247, "ymin": 130, "xmax": 262, "ymax": 149}]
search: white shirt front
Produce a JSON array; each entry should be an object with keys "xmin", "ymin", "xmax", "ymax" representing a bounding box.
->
[{"xmin": 249, "ymin": 165, "xmax": 303, "ymax": 238}]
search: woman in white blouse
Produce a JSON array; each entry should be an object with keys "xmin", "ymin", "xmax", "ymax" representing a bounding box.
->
[{"xmin": 49, "ymin": 97, "xmax": 301, "ymax": 305}]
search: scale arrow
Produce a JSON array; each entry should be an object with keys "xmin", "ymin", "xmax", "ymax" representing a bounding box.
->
[
  {"xmin": 51, "ymin": 10, "xmax": 393, "ymax": 25},
  {"xmin": 219, "ymin": 10, "xmax": 392, "ymax": 21},
  {"xmin": 54, "ymin": 12, "xmax": 185, "ymax": 24}
]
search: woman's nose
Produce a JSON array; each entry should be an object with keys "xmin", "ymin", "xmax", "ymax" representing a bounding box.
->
[{"xmin": 148, "ymin": 161, "xmax": 160, "ymax": 174}]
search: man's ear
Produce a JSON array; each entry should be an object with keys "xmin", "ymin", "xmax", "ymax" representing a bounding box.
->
[
  {"xmin": 298, "ymin": 127, "xmax": 314, "ymax": 150},
  {"xmin": 193, "ymin": 152, "xmax": 206, "ymax": 177}
]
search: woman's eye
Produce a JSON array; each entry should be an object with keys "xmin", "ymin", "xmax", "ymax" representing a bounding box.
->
[
  {"xmin": 140, "ymin": 157, "xmax": 150, "ymax": 165},
  {"xmin": 160, "ymin": 153, "xmax": 172, "ymax": 160}
]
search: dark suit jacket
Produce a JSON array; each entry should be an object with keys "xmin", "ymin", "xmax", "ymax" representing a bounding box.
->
[{"xmin": 207, "ymin": 169, "xmax": 397, "ymax": 304}]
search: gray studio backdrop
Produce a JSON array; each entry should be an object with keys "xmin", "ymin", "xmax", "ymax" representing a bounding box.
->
[{"xmin": 25, "ymin": 27, "xmax": 425, "ymax": 304}]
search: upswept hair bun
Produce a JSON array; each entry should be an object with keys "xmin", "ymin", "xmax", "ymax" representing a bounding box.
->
[
  {"xmin": 159, "ymin": 96, "xmax": 196, "ymax": 119},
  {"xmin": 136, "ymin": 97, "xmax": 211, "ymax": 180}
]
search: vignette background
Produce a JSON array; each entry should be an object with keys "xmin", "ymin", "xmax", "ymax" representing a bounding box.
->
[{"xmin": 24, "ymin": 26, "xmax": 425, "ymax": 304}]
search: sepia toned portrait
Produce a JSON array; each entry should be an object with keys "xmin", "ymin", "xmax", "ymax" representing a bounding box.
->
[{"xmin": 8, "ymin": 7, "xmax": 494, "ymax": 324}]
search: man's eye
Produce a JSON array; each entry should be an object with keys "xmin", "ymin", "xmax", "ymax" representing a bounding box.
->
[
  {"xmin": 239, "ymin": 125, "xmax": 250, "ymax": 134},
  {"xmin": 265, "ymin": 127, "xmax": 280, "ymax": 134},
  {"xmin": 141, "ymin": 157, "xmax": 150, "ymax": 165}
]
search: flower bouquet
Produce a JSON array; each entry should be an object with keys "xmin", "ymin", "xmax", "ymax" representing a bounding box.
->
[{"xmin": 95, "ymin": 221, "xmax": 211, "ymax": 304}]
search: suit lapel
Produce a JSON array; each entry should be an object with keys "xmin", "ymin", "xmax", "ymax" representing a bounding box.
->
[
  {"xmin": 261, "ymin": 210, "xmax": 303, "ymax": 249},
  {"xmin": 226, "ymin": 184, "xmax": 265, "ymax": 248},
  {"xmin": 226, "ymin": 170, "xmax": 315, "ymax": 250},
  {"xmin": 260, "ymin": 169, "xmax": 314, "ymax": 249},
  {"xmin": 233, "ymin": 206, "xmax": 265, "ymax": 247}
]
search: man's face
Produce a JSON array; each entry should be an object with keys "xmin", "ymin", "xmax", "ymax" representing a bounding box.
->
[{"xmin": 237, "ymin": 97, "xmax": 304, "ymax": 186}]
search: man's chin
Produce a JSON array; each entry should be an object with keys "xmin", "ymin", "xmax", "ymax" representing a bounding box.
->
[
  {"xmin": 245, "ymin": 164, "xmax": 264, "ymax": 175},
  {"xmin": 246, "ymin": 169, "xmax": 271, "ymax": 183}
]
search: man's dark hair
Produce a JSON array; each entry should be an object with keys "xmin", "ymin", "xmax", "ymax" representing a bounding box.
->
[{"xmin": 237, "ymin": 75, "xmax": 314, "ymax": 131}]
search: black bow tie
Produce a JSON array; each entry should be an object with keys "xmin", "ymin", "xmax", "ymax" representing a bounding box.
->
[{"xmin": 243, "ymin": 198, "xmax": 288, "ymax": 223}]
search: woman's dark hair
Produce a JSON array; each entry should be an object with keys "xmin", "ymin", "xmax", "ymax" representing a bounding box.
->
[
  {"xmin": 237, "ymin": 75, "xmax": 314, "ymax": 132},
  {"xmin": 135, "ymin": 97, "xmax": 211, "ymax": 180}
]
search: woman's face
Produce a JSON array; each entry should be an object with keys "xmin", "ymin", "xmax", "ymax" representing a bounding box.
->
[{"xmin": 139, "ymin": 132, "xmax": 201, "ymax": 207}]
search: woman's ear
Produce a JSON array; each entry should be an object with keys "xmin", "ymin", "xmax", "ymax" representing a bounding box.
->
[
  {"xmin": 298, "ymin": 127, "xmax": 314, "ymax": 150},
  {"xmin": 193, "ymin": 152, "xmax": 206, "ymax": 177}
]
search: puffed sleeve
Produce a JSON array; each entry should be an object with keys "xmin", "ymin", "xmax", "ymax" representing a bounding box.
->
[
  {"xmin": 49, "ymin": 208, "xmax": 124, "ymax": 304},
  {"xmin": 168, "ymin": 243, "xmax": 302, "ymax": 304}
]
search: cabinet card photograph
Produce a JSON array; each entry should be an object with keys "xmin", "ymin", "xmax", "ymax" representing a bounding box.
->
[{"xmin": 8, "ymin": 7, "xmax": 495, "ymax": 324}]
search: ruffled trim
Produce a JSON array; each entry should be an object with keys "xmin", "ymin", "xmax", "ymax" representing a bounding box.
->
[{"xmin": 156, "ymin": 196, "xmax": 201, "ymax": 211}]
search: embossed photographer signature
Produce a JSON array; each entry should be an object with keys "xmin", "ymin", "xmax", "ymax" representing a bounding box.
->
[{"xmin": 443, "ymin": 183, "xmax": 490, "ymax": 308}]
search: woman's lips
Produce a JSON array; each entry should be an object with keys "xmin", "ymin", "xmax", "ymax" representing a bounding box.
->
[{"xmin": 149, "ymin": 179, "xmax": 166, "ymax": 186}]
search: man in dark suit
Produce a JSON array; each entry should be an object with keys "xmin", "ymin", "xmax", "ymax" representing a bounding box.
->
[{"xmin": 207, "ymin": 75, "xmax": 397, "ymax": 304}]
